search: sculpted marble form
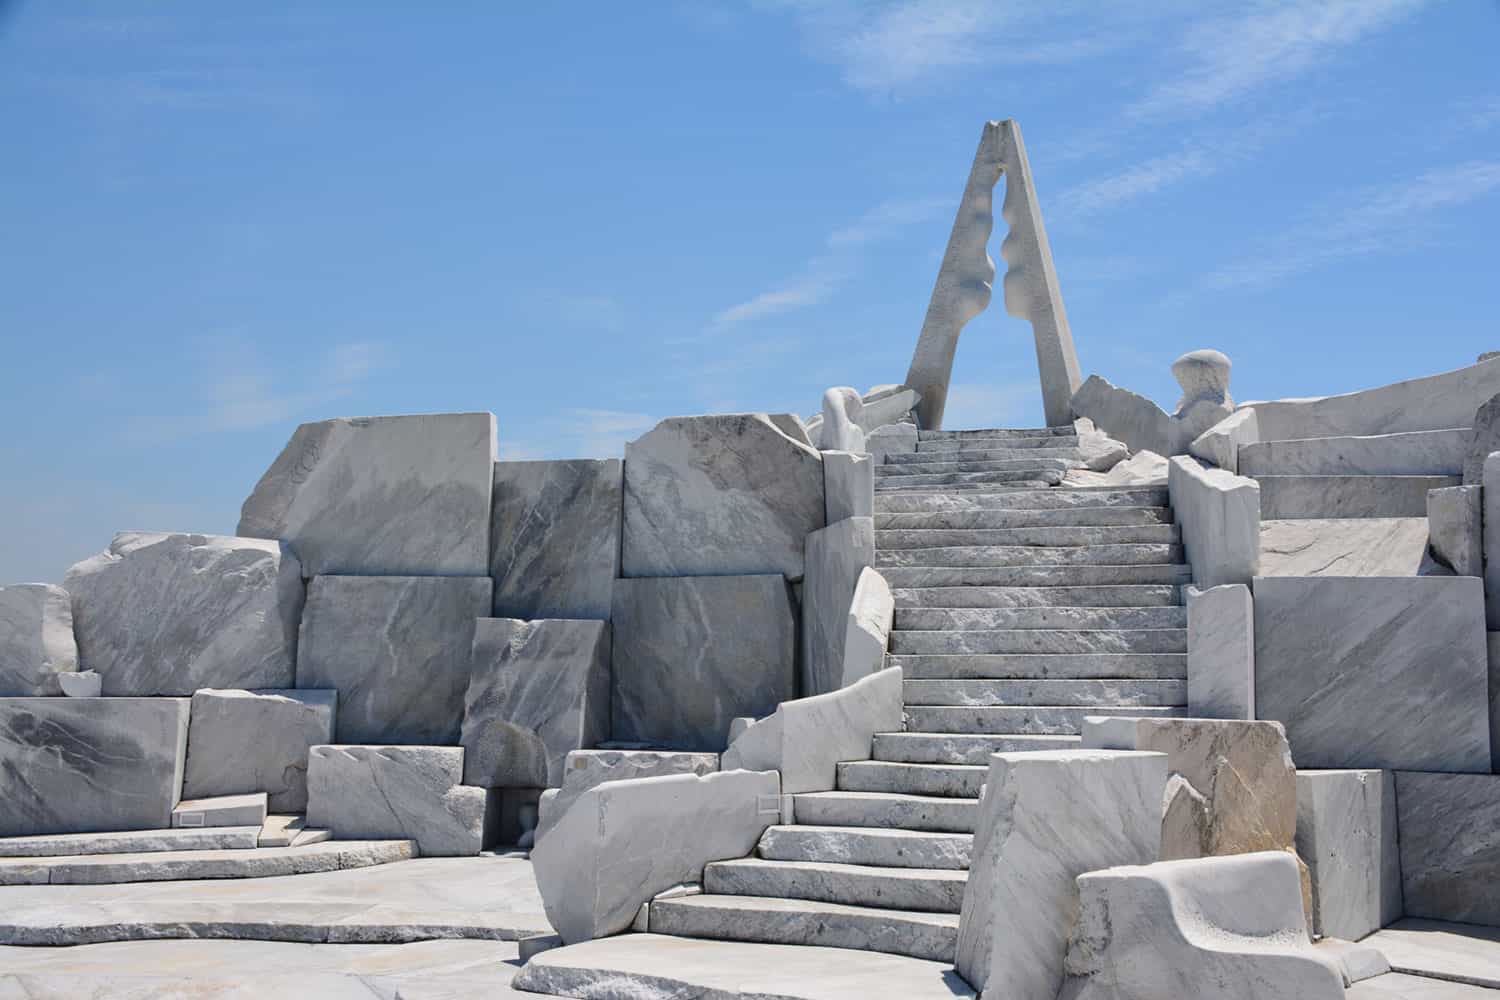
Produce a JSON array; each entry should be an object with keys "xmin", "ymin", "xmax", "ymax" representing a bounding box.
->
[{"xmin": 0, "ymin": 583, "xmax": 78, "ymax": 696}]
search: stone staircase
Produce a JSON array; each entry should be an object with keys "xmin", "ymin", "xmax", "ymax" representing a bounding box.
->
[
  {"xmin": 1238, "ymin": 427, "xmax": 1465, "ymax": 518},
  {"xmin": 650, "ymin": 426, "xmax": 1191, "ymax": 963}
]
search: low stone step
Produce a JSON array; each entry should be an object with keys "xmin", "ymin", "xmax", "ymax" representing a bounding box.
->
[
  {"xmin": 877, "ymin": 524, "xmax": 1181, "ymax": 549},
  {"xmin": 705, "ymin": 857, "xmax": 967, "ymax": 914},
  {"xmin": 647, "ymin": 894, "xmax": 960, "ymax": 963},
  {"xmin": 876, "ymin": 470, "xmax": 1065, "ymax": 489},
  {"xmin": 757, "ymin": 824, "xmax": 972, "ymax": 870},
  {"xmin": 918, "ymin": 435, "xmax": 1079, "ymax": 453},
  {"xmin": 881, "ymin": 564, "xmax": 1193, "ymax": 588},
  {"xmin": 874, "ymin": 488, "xmax": 1167, "ymax": 514},
  {"xmin": 1238, "ymin": 428, "xmax": 1469, "ymax": 477},
  {"xmin": 903, "ymin": 678, "xmax": 1188, "ymax": 707},
  {"xmin": 905, "ymin": 704, "xmax": 1185, "ymax": 735},
  {"xmin": 892, "ymin": 652, "xmax": 1188, "ymax": 680},
  {"xmin": 0, "ymin": 827, "xmax": 260, "ymax": 859},
  {"xmin": 887, "ymin": 446, "xmax": 1085, "ymax": 465},
  {"xmin": 893, "ymin": 585, "xmax": 1183, "ymax": 609},
  {"xmin": 889, "ymin": 628, "xmax": 1188, "ymax": 655},
  {"xmin": 0, "ymin": 839, "xmax": 416, "ymax": 886},
  {"xmin": 876, "ymin": 458, "xmax": 1076, "ymax": 477},
  {"xmin": 172, "ymin": 793, "xmax": 268, "ymax": 830},
  {"xmin": 873, "ymin": 731, "xmax": 1080, "ymax": 765},
  {"xmin": 792, "ymin": 790, "xmax": 978, "ymax": 833},
  {"xmin": 877, "ymin": 507, "xmax": 1172, "ymax": 529},
  {"xmin": 1255, "ymin": 475, "xmax": 1458, "ymax": 519},
  {"xmin": 877, "ymin": 543, "xmax": 1183, "ymax": 569},
  {"xmin": 919, "ymin": 427, "xmax": 1073, "ymax": 440},
  {"xmin": 894, "ymin": 606, "xmax": 1188, "ymax": 630},
  {"xmin": 876, "ymin": 479, "xmax": 1063, "ymax": 493},
  {"xmin": 835, "ymin": 760, "xmax": 986, "ymax": 798}
]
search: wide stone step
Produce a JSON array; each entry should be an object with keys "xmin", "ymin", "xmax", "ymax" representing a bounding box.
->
[
  {"xmin": 792, "ymin": 790, "xmax": 978, "ymax": 833},
  {"xmin": 647, "ymin": 895, "xmax": 961, "ymax": 963},
  {"xmin": 0, "ymin": 839, "xmax": 416, "ymax": 886},
  {"xmin": 757, "ymin": 824, "xmax": 973, "ymax": 870},
  {"xmin": 705, "ymin": 857, "xmax": 967, "ymax": 914},
  {"xmin": 894, "ymin": 605, "xmax": 1187, "ymax": 630},
  {"xmin": 877, "ymin": 543, "xmax": 1183, "ymax": 569},
  {"xmin": 874, "ymin": 488, "xmax": 1168, "ymax": 514},
  {"xmin": 903, "ymin": 678, "xmax": 1187, "ymax": 707},
  {"xmin": 881, "ymin": 564, "xmax": 1193, "ymax": 588},
  {"xmin": 893, "ymin": 585, "xmax": 1183, "ymax": 609},
  {"xmin": 876, "ymin": 458, "xmax": 1076, "ymax": 477},
  {"xmin": 875, "ymin": 470, "xmax": 1065, "ymax": 490},
  {"xmin": 1238, "ymin": 428, "xmax": 1469, "ymax": 477},
  {"xmin": 835, "ymin": 760, "xmax": 987, "ymax": 798},
  {"xmin": 918, "ymin": 435, "xmax": 1079, "ymax": 453},
  {"xmin": 877, "ymin": 507, "xmax": 1172, "ymax": 529},
  {"xmin": 892, "ymin": 652, "xmax": 1188, "ymax": 680},
  {"xmin": 0, "ymin": 827, "xmax": 260, "ymax": 859},
  {"xmin": 1255, "ymin": 475, "xmax": 1458, "ymax": 519},
  {"xmin": 887, "ymin": 446, "xmax": 1085, "ymax": 465},
  {"xmin": 919, "ymin": 427, "xmax": 1073, "ymax": 440},
  {"xmin": 873, "ymin": 731, "xmax": 1080, "ymax": 765},
  {"xmin": 889, "ymin": 628, "xmax": 1188, "ymax": 655},
  {"xmin": 905, "ymin": 704, "xmax": 1185, "ymax": 735},
  {"xmin": 877, "ymin": 524, "xmax": 1181, "ymax": 549}
]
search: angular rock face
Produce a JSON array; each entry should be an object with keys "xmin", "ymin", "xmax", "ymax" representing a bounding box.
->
[
  {"xmin": 823, "ymin": 450, "xmax": 873, "ymax": 523},
  {"xmin": 866, "ymin": 422, "xmax": 918, "ymax": 465},
  {"xmin": 461, "ymin": 618, "xmax": 611, "ymax": 789},
  {"xmin": 305, "ymin": 744, "xmax": 495, "ymax": 856},
  {"xmin": 1168, "ymin": 457, "xmax": 1259, "ymax": 588},
  {"xmin": 489, "ymin": 459, "xmax": 621, "ymax": 621},
  {"xmin": 64, "ymin": 533, "xmax": 303, "ymax": 696},
  {"xmin": 801, "ymin": 517, "xmax": 876, "ymax": 698},
  {"xmin": 0, "ymin": 584, "xmax": 78, "ymax": 697},
  {"xmin": 622, "ymin": 414, "xmax": 824, "ymax": 580},
  {"xmin": 1185, "ymin": 584, "xmax": 1253, "ymax": 719},
  {"xmin": 0, "ymin": 698, "xmax": 189, "ymax": 836},
  {"xmin": 1463, "ymin": 392, "xmax": 1500, "ymax": 484},
  {"xmin": 238, "ymin": 412, "xmax": 495, "ymax": 577},
  {"xmin": 297, "ymin": 575, "xmax": 491, "ymax": 745},
  {"xmin": 1295, "ymin": 769, "xmax": 1402, "ymax": 940},
  {"xmin": 537, "ymin": 748, "xmax": 720, "ymax": 836},
  {"xmin": 1190, "ymin": 408, "xmax": 1258, "ymax": 474},
  {"xmin": 842, "ymin": 567, "xmax": 894, "ymax": 688},
  {"xmin": 611, "ymin": 575, "xmax": 796, "ymax": 751},
  {"xmin": 820, "ymin": 387, "xmax": 866, "ymax": 452},
  {"xmin": 182, "ymin": 688, "xmax": 337, "ymax": 813},
  {"xmin": 1396, "ymin": 771, "xmax": 1500, "ymax": 926},
  {"xmin": 1259, "ymin": 517, "xmax": 1431, "ymax": 577},
  {"xmin": 1428, "ymin": 485, "xmax": 1483, "ymax": 575},
  {"xmin": 1071, "ymin": 375, "xmax": 1227, "ymax": 458}
]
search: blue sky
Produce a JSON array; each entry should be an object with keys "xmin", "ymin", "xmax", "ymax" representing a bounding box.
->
[{"xmin": 3, "ymin": 1, "xmax": 1498, "ymax": 583}]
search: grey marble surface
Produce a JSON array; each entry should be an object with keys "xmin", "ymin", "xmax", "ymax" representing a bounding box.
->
[
  {"xmin": 65, "ymin": 532, "xmax": 302, "ymax": 696},
  {"xmin": 1186, "ymin": 583, "xmax": 1254, "ymax": 719},
  {"xmin": 1465, "ymin": 393, "xmax": 1500, "ymax": 484},
  {"xmin": 1258, "ymin": 517, "xmax": 1431, "ymax": 576},
  {"xmin": 843, "ymin": 566, "xmax": 894, "ymax": 687},
  {"xmin": 238, "ymin": 412, "xmax": 495, "ymax": 576},
  {"xmin": 0, "ymin": 583, "xmax": 77, "ymax": 697},
  {"xmin": 1072, "ymin": 375, "xmax": 1228, "ymax": 458},
  {"xmin": 1254, "ymin": 576, "xmax": 1490, "ymax": 772},
  {"xmin": 1168, "ymin": 456, "xmax": 1259, "ymax": 588},
  {"xmin": 802, "ymin": 517, "xmax": 875, "ymax": 698},
  {"xmin": 183, "ymin": 688, "xmax": 336, "ymax": 813},
  {"xmin": 1429, "ymin": 486, "xmax": 1483, "ymax": 575},
  {"xmin": 0, "ymin": 697, "xmax": 189, "ymax": 837},
  {"xmin": 489, "ymin": 459, "xmax": 621, "ymax": 620},
  {"xmin": 461, "ymin": 617, "xmax": 610, "ymax": 788},
  {"xmin": 823, "ymin": 450, "xmax": 873, "ymax": 523},
  {"xmin": 297, "ymin": 575, "xmax": 491, "ymax": 745},
  {"xmin": 1240, "ymin": 428, "xmax": 1468, "ymax": 476},
  {"xmin": 1484, "ymin": 455, "xmax": 1500, "ymax": 628},
  {"xmin": 1296, "ymin": 769, "xmax": 1402, "ymax": 940},
  {"xmin": 538, "ymin": 748, "xmax": 719, "ymax": 836},
  {"xmin": 1397, "ymin": 772, "xmax": 1500, "ymax": 926},
  {"xmin": 1190, "ymin": 407, "xmax": 1258, "ymax": 474}
]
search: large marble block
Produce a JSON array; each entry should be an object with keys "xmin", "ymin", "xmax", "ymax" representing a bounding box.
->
[
  {"xmin": 1428, "ymin": 485, "xmax": 1482, "ymax": 576},
  {"xmin": 297, "ymin": 575, "xmax": 491, "ymax": 745},
  {"xmin": 461, "ymin": 618, "xmax": 610, "ymax": 789},
  {"xmin": 65, "ymin": 532, "xmax": 302, "ymax": 696},
  {"xmin": 1463, "ymin": 392, "xmax": 1500, "ymax": 484},
  {"xmin": 611, "ymin": 575, "xmax": 795, "ymax": 751},
  {"xmin": 0, "ymin": 697, "xmax": 189, "ymax": 836},
  {"xmin": 1295, "ymin": 770, "xmax": 1402, "ymax": 940},
  {"xmin": 1396, "ymin": 771, "xmax": 1500, "ymax": 926},
  {"xmin": 622, "ymin": 414, "xmax": 825, "ymax": 580},
  {"xmin": 1484, "ymin": 453, "xmax": 1500, "ymax": 628},
  {"xmin": 489, "ymin": 459, "xmax": 621, "ymax": 620},
  {"xmin": 1254, "ymin": 576, "xmax": 1490, "ymax": 772},
  {"xmin": 801, "ymin": 517, "xmax": 875, "ymax": 698},
  {"xmin": 1186, "ymin": 583, "xmax": 1253, "ymax": 719},
  {"xmin": 1168, "ymin": 456, "xmax": 1259, "ymax": 587},
  {"xmin": 182, "ymin": 688, "xmax": 337, "ymax": 813},
  {"xmin": 537, "ymin": 748, "xmax": 720, "ymax": 837},
  {"xmin": 238, "ymin": 412, "xmax": 495, "ymax": 576},
  {"xmin": 823, "ymin": 450, "xmax": 873, "ymax": 523},
  {"xmin": 955, "ymin": 749, "xmax": 1165, "ymax": 999},
  {"xmin": 842, "ymin": 566, "xmax": 894, "ymax": 688},
  {"xmin": 306, "ymin": 744, "xmax": 495, "ymax": 856},
  {"xmin": 0, "ymin": 584, "xmax": 78, "ymax": 696}
]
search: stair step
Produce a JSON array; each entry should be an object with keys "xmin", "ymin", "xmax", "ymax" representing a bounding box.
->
[
  {"xmin": 893, "ymin": 652, "xmax": 1187, "ymax": 680},
  {"xmin": 792, "ymin": 790, "xmax": 978, "ymax": 833},
  {"xmin": 647, "ymin": 894, "xmax": 960, "ymax": 963},
  {"xmin": 757, "ymin": 824, "xmax": 972, "ymax": 870},
  {"xmin": 918, "ymin": 436, "xmax": 1079, "ymax": 453},
  {"xmin": 877, "ymin": 507, "xmax": 1172, "ymax": 529},
  {"xmin": 1255, "ymin": 475, "xmax": 1458, "ymax": 519},
  {"xmin": 873, "ymin": 731, "xmax": 1080, "ymax": 765},
  {"xmin": 875, "ymin": 471, "xmax": 1065, "ymax": 489},
  {"xmin": 903, "ymin": 678, "xmax": 1187, "ymax": 707},
  {"xmin": 0, "ymin": 827, "xmax": 260, "ymax": 859},
  {"xmin": 705, "ymin": 857, "xmax": 966, "ymax": 914},
  {"xmin": 1238, "ymin": 428, "xmax": 1469, "ymax": 477},
  {"xmin": 876, "ymin": 458, "xmax": 1077, "ymax": 477},
  {"xmin": 836, "ymin": 761, "xmax": 987, "ymax": 798},
  {"xmin": 877, "ymin": 544, "xmax": 1184, "ymax": 569},
  {"xmin": 0, "ymin": 839, "xmax": 416, "ymax": 886},
  {"xmin": 893, "ymin": 585, "xmax": 1183, "ymax": 609},
  {"xmin": 877, "ymin": 525, "xmax": 1181, "ymax": 549},
  {"xmin": 886, "ymin": 446, "xmax": 1085, "ymax": 465},
  {"xmin": 889, "ymin": 628, "xmax": 1187, "ymax": 655},
  {"xmin": 881, "ymin": 564, "xmax": 1193, "ymax": 588},
  {"xmin": 905, "ymin": 704, "xmax": 1186, "ymax": 735},
  {"xmin": 894, "ymin": 606, "xmax": 1187, "ymax": 630},
  {"xmin": 875, "ymin": 488, "xmax": 1167, "ymax": 514},
  {"xmin": 919, "ymin": 427, "xmax": 1074, "ymax": 440}
]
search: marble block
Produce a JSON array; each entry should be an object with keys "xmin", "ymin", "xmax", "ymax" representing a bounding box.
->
[
  {"xmin": 238, "ymin": 412, "xmax": 495, "ymax": 576},
  {"xmin": 1186, "ymin": 584, "xmax": 1253, "ymax": 719},
  {"xmin": 64, "ymin": 532, "xmax": 303, "ymax": 697},
  {"xmin": 172, "ymin": 792, "xmax": 267, "ymax": 829},
  {"xmin": 1491, "ymin": 633, "xmax": 1500, "ymax": 774},
  {"xmin": 460, "ymin": 618, "xmax": 610, "ymax": 789},
  {"xmin": 823, "ymin": 450, "xmax": 873, "ymax": 523},
  {"xmin": 767, "ymin": 413, "xmax": 813, "ymax": 447},
  {"xmin": 622, "ymin": 414, "xmax": 825, "ymax": 580},
  {"xmin": 57, "ymin": 671, "xmax": 101, "ymax": 698},
  {"xmin": 1463, "ymin": 392, "xmax": 1500, "ymax": 484},
  {"xmin": 538, "ymin": 749, "xmax": 720, "ymax": 837},
  {"xmin": 1254, "ymin": 576, "xmax": 1490, "ymax": 772},
  {"xmin": 1062, "ymin": 450, "xmax": 1168, "ymax": 488},
  {"xmin": 297, "ymin": 575, "xmax": 492, "ymax": 745},
  {"xmin": 1259, "ymin": 517, "xmax": 1431, "ymax": 577},
  {"xmin": 611, "ymin": 575, "xmax": 796, "ymax": 751},
  {"xmin": 305, "ymin": 744, "xmax": 496, "ymax": 856},
  {"xmin": 0, "ymin": 697, "xmax": 189, "ymax": 836},
  {"xmin": 0, "ymin": 583, "xmax": 78, "ymax": 696},
  {"xmin": 801, "ymin": 517, "xmax": 876, "ymax": 698},
  {"xmin": 955, "ymin": 749, "xmax": 1166, "ymax": 999},
  {"xmin": 842, "ymin": 567, "xmax": 894, "ymax": 688},
  {"xmin": 182, "ymin": 688, "xmax": 337, "ymax": 813},
  {"xmin": 820, "ymin": 387, "xmax": 866, "ymax": 452},
  {"xmin": 1484, "ymin": 453, "xmax": 1500, "ymax": 628},
  {"xmin": 1428, "ymin": 486, "xmax": 1483, "ymax": 576},
  {"xmin": 866, "ymin": 422, "xmax": 918, "ymax": 465},
  {"xmin": 489, "ymin": 459, "xmax": 621, "ymax": 620},
  {"xmin": 1396, "ymin": 771, "xmax": 1500, "ymax": 926},
  {"xmin": 1190, "ymin": 407, "xmax": 1259, "ymax": 474},
  {"xmin": 1168, "ymin": 457, "xmax": 1259, "ymax": 588},
  {"xmin": 1295, "ymin": 770, "xmax": 1402, "ymax": 940},
  {"xmin": 1071, "ymin": 375, "xmax": 1227, "ymax": 458}
]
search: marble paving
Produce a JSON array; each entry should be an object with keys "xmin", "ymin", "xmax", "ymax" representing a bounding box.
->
[{"xmin": 1367, "ymin": 919, "xmax": 1500, "ymax": 991}]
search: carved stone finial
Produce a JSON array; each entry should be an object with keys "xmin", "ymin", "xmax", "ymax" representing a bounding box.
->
[
  {"xmin": 820, "ymin": 387, "xmax": 865, "ymax": 452},
  {"xmin": 1171, "ymin": 349, "xmax": 1233, "ymax": 416}
]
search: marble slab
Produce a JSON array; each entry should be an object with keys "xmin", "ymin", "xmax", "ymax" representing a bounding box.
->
[
  {"xmin": 1186, "ymin": 583, "xmax": 1253, "ymax": 719},
  {"xmin": 183, "ymin": 688, "xmax": 337, "ymax": 813},
  {"xmin": 1295, "ymin": 769, "xmax": 1402, "ymax": 940},
  {"xmin": 1258, "ymin": 518, "xmax": 1430, "ymax": 577},
  {"xmin": 801, "ymin": 517, "xmax": 875, "ymax": 698},
  {"xmin": 0, "ymin": 583, "xmax": 78, "ymax": 697},
  {"xmin": 1396, "ymin": 771, "xmax": 1500, "ymax": 926}
]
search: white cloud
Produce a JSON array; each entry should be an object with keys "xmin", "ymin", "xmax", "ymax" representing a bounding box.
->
[{"xmin": 711, "ymin": 267, "xmax": 847, "ymax": 328}]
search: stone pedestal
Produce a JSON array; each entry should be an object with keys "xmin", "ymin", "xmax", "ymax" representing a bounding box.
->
[{"xmin": 1295, "ymin": 769, "xmax": 1402, "ymax": 940}]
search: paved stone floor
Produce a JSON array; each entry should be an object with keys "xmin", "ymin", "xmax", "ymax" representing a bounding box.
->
[{"xmin": 1362, "ymin": 920, "xmax": 1500, "ymax": 993}]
